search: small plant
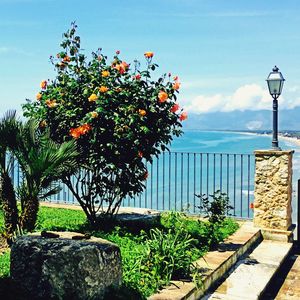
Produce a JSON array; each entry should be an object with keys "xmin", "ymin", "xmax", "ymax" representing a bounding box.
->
[{"xmin": 196, "ymin": 190, "xmax": 233, "ymax": 224}]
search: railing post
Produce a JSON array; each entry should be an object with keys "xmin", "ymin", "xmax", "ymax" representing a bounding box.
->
[
  {"xmin": 254, "ymin": 150, "xmax": 294, "ymax": 242},
  {"xmin": 298, "ymin": 179, "xmax": 300, "ymax": 244}
]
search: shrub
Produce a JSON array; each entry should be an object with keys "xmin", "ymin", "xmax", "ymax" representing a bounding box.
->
[
  {"xmin": 196, "ymin": 190, "xmax": 233, "ymax": 224},
  {"xmin": 23, "ymin": 23, "xmax": 187, "ymax": 227}
]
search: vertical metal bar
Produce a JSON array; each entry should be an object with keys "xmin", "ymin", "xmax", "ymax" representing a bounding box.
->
[
  {"xmin": 181, "ymin": 153, "xmax": 183, "ymax": 211},
  {"xmin": 207, "ymin": 153, "xmax": 209, "ymax": 196},
  {"xmin": 297, "ymin": 179, "xmax": 300, "ymax": 244},
  {"xmin": 151, "ymin": 161, "xmax": 153, "ymax": 209},
  {"xmin": 169, "ymin": 152, "xmax": 171, "ymax": 210},
  {"xmin": 220, "ymin": 154, "xmax": 223, "ymax": 192},
  {"xmin": 233, "ymin": 154, "xmax": 236, "ymax": 216},
  {"xmin": 247, "ymin": 155, "xmax": 250, "ymax": 218},
  {"xmin": 200, "ymin": 153, "xmax": 203, "ymax": 196},
  {"xmin": 163, "ymin": 152, "xmax": 165, "ymax": 211},
  {"xmin": 213, "ymin": 153, "xmax": 216, "ymax": 192},
  {"xmin": 240, "ymin": 155, "xmax": 243, "ymax": 218},
  {"xmin": 187, "ymin": 153, "xmax": 190, "ymax": 211},
  {"xmin": 145, "ymin": 167, "xmax": 148, "ymax": 208},
  {"xmin": 175, "ymin": 153, "xmax": 177, "ymax": 211},
  {"xmin": 193, "ymin": 153, "xmax": 196, "ymax": 213},
  {"xmin": 227, "ymin": 154, "xmax": 229, "ymax": 197},
  {"xmin": 156, "ymin": 156, "xmax": 159, "ymax": 210},
  {"xmin": 17, "ymin": 160, "xmax": 20, "ymax": 187},
  {"xmin": 139, "ymin": 191, "xmax": 142, "ymax": 208}
]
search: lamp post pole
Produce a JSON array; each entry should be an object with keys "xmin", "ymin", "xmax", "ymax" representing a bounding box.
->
[
  {"xmin": 272, "ymin": 96, "xmax": 280, "ymax": 150},
  {"xmin": 266, "ymin": 66, "xmax": 285, "ymax": 151}
]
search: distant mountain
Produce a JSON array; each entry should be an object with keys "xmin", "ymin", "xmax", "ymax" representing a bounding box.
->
[{"xmin": 183, "ymin": 108, "xmax": 300, "ymax": 131}]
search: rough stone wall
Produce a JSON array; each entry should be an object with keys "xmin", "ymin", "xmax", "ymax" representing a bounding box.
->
[{"xmin": 254, "ymin": 150, "xmax": 293, "ymax": 231}]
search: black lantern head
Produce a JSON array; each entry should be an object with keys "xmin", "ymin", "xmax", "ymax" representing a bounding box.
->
[{"xmin": 266, "ymin": 66, "xmax": 285, "ymax": 98}]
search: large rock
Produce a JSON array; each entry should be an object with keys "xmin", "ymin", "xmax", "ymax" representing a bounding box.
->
[{"xmin": 10, "ymin": 232, "xmax": 122, "ymax": 300}]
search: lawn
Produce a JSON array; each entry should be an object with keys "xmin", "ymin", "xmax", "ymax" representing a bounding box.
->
[{"xmin": 0, "ymin": 206, "xmax": 238, "ymax": 299}]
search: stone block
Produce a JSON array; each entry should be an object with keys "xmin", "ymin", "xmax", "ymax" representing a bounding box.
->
[
  {"xmin": 10, "ymin": 232, "xmax": 122, "ymax": 300},
  {"xmin": 254, "ymin": 150, "xmax": 293, "ymax": 233}
]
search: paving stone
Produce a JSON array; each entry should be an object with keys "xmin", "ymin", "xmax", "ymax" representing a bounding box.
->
[{"xmin": 205, "ymin": 241, "xmax": 292, "ymax": 300}]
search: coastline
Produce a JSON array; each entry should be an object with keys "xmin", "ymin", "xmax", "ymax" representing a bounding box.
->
[{"xmin": 231, "ymin": 130, "xmax": 300, "ymax": 150}]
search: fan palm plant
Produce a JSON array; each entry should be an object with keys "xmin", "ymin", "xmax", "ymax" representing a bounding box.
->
[
  {"xmin": 0, "ymin": 111, "xmax": 20, "ymax": 238},
  {"xmin": 0, "ymin": 111, "xmax": 79, "ymax": 233}
]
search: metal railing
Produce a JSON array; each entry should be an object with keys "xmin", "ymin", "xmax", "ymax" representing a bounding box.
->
[{"xmin": 9, "ymin": 151, "xmax": 255, "ymax": 219}]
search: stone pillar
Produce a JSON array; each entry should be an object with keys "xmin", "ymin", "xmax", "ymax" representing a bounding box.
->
[{"xmin": 254, "ymin": 150, "xmax": 293, "ymax": 236}]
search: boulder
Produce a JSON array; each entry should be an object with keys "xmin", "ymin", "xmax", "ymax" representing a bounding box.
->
[{"xmin": 10, "ymin": 231, "xmax": 122, "ymax": 300}]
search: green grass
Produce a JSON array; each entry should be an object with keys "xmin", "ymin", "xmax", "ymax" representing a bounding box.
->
[
  {"xmin": 0, "ymin": 206, "xmax": 239, "ymax": 299},
  {"xmin": 0, "ymin": 251, "xmax": 10, "ymax": 278}
]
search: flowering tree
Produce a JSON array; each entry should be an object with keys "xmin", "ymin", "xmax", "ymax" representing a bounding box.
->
[{"xmin": 23, "ymin": 23, "xmax": 187, "ymax": 227}]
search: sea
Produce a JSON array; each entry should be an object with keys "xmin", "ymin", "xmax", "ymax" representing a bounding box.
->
[{"xmin": 168, "ymin": 130, "xmax": 300, "ymax": 223}]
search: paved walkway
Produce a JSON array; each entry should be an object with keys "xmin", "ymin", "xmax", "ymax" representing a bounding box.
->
[{"xmin": 275, "ymin": 249, "xmax": 300, "ymax": 300}]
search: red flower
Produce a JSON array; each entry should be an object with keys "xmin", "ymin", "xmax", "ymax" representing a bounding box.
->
[
  {"xmin": 249, "ymin": 202, "xmax": 254, "ymax": 209},
  {"xmin": 135, "ymin": 74, "xmax": 141, "ymax": 80},
  {"xmin": 179, "ymin": 112, "xmax": 188, "ymax": 121},
  {"xmin": 143, "ymin": 171, "xmax": 149, "ymax": 180},
  {"xmin": 138, "ymin": 151, "xmax": 143, "ymax": 158},
  {"xmin": 170, "ymin": 103, "xmax": 180, "ymax": 113},
  {"xmin": 116, "ymin": 50, "xmax": 120, "ymax": 55}
]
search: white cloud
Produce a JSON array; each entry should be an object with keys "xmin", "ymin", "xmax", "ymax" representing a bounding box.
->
[
  {"xmin": 0, "ymin": 46, "xmax": 33, "ymax": 56},
  {"xmin": 182, "ymin": 83, "xmax": 300, "ymax": 114}
]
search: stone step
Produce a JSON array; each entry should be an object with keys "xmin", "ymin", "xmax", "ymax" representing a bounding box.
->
[{"xmin": 204, "ymin": 240, "xmax": 293, "ymax": 300}]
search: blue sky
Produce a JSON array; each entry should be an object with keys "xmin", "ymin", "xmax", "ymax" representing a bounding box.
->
[{"xmin": 1, "ymin": 0, "xmax": 300, "ymax": 118}]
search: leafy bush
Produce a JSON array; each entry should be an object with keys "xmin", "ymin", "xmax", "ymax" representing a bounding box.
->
[
  {"xmin": 196, "ymin": 190, "xmax": 233, "ymax": 224},
  {"xmin": 23, "ymin": 23, "xmax": 187, "ymax": 227}
]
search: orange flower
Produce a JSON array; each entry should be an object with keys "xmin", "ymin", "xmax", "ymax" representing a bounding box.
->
[
  {"xmin": 172, "ymin": 82, "xmax": 181, "ymax": 90},
  {"xmin": 115, "ymin": 87, "xmax": 122, "ymax": 93},
  {"xmin": 99, "ymin": 86, "xmax": 109, "ymax": 93},
  {"xmin": 63, "ymin": 55, "xmax": 71, "ymax": 62},
  {"xmin": 69, "ymin": 124, "xmax": 92, "ymax": 139},
  {"xmin": 144, "ymin": 52, "xmax": 154, "ymax": 58},
  {"xmin": 70, "ymin": 128, "xmax": 81, "ymax": 139},
  {"xmin": 170, "ymin": 103, "xmax": 180, "ymax": 113},
  {"xmin": 101, "ymin": 70, "xmax": 110, "ymax": 77},
  {"xmin": 36, "ymin": 93, "xmax": 42, "ymax": 101},
  {"xmin": 88, "ymin": 94, "xmax": 98, "ymax": 102},
  {"xmin": 90, "ymin": 111, "xmax": 98, "ymax": 118},
  {"xmin": 45, "ymin": 100, "xmax": 57, "ymax": 108},
  {"xmin": 114, "ymin": 61, "xmax": 129, "ymax": 74},
  {"xmin": 81, "ymin": 123, "xmax": 92, "ymax": 134},
  {"xmin": 179, "ymin": 111, "xmax": 188, "ymax": 121},
  {"xmin": 249, "ymin": 202, "xmax": 254, "ymax": 209},
  {"xmin": 158, "ymin": 91, "xmax": 168, "ymax": 103},
  {"xmin": 40, "ymin": 80, "xmax": 47, "ymax": 89},
  {"xmin": 138, "ymin": 151, "xmax": 143, "ymax": 158},
  {"xmin": 139, "ymin": 109, "xmax": 146, "ymax": 116}
]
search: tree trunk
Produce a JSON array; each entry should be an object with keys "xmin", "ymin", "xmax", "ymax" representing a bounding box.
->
[
  {"xmin": 19, "ymin": 197, "xmax": 39, "ymax": 232},
  {"xmin": 0, "ymin": 171, "xmax": 18, "ymax": 238}
]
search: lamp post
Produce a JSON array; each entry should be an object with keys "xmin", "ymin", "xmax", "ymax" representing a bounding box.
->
[{"xmin": 266, "ymin": 66, "xmax": 285, "ymax": 150}]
